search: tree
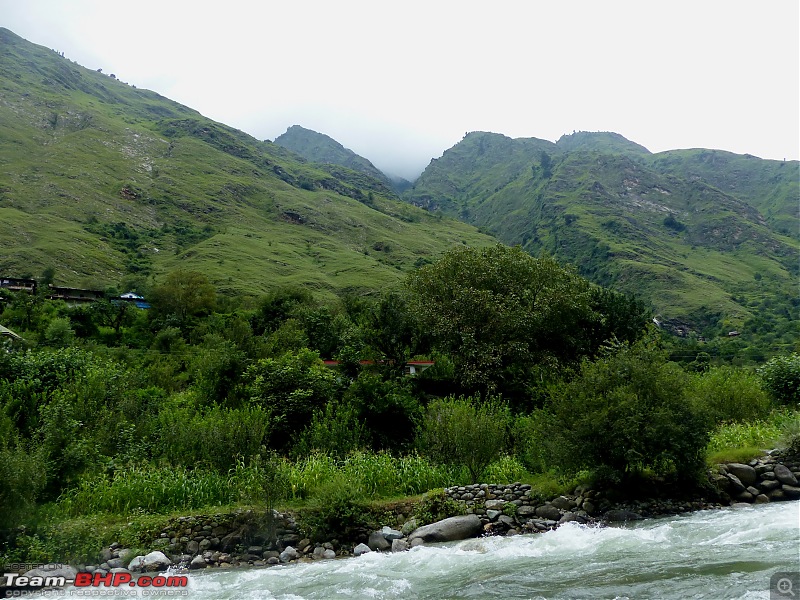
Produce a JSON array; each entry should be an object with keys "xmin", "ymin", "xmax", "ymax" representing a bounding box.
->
[
  {"xmin": 245, "ymin": 349, "xmax": 338, "ymax": 450},
  {"xmin": 149, "ymin": 270, "xmax": 216, "ymax": 326},
  {"xmin": 546, "ymin": 340, "xmax": 709, "ymax": 483},
  {"xmin": 406, "ymin": 245, "xmax": 595, "ymax": 397},
  {"xmin": 417, "ymin": 395, "xmax": 509, "ymax": 483}
]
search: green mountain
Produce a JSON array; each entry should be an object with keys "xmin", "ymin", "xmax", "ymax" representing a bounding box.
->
[
  {"xmin": 0, "ymin": 28, "xmax": 494, "ymax": 297},
  {"xmin": 274, "ymin": 125, "xmax": 412, "ymax": 193},
  {"xmin": 407, "ymin": 131, "xmax": 799, "ymax": 339}
]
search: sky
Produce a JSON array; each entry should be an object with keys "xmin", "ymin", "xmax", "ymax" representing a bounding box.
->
[{"xmin": 1, "ymin": 0, "xmax": 798, "ymax": 180}]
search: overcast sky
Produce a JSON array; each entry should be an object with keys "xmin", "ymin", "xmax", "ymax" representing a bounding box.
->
[{"xmin": 1, "ymin": 0, "xmax": 798, "ymax": 179}]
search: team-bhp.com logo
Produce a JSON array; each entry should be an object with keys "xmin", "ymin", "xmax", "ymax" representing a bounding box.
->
[{"xmin": 3, "ymin": 568, "xmax": 188, "ymax": 597}]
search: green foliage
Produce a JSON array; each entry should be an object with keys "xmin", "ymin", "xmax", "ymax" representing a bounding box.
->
[
  {"xmin": 483, "ymin": 455, "xmax": 528, "ymax": 484},
  {"xmin": 417, "ymin": 395, "xmax": 510, "ymax": 483},
  {"xmin": 411, "ymin": 489, "xmax": 467, "ymax": 526},
  {"xmin": 245, "ymin": 348, "xmax": 338, "ymax": 450},
  {"xmin": 758, "ymin": 353, "xmax": 800, "ymax": 405},
  {"xmin": 298, "ymin": 475, "xmax": 372, "ymax": 542},
  {"xmin": 687, "ymin": 366, "xmax": 772, "ymax": 424},
  {"xmin": 0, "ymin": 437, "xmax": 47, "ymax": 528},
  {"xmin": 43, "ymin": 317, "xmax": 75, "ymax": 347},
  {"xmin": 149, "ymin": 270, "xmax": 216, "ymax": 326},
  {"xmin": 407, "ymin": 245, "xmax": 597, "ymax": 397},
  {"xmin": 705, "ymin": 408, "xmax": 800, "ymax": 456},
  {"xmin": 296, "ymin": 400, "xmax": 369, "ymax": 458},
  {"xmin": 546, "ymin": 340, "xmax": 709, "ymax": 483}
]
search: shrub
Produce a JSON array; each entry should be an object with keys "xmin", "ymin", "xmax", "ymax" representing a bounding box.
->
[
  {"xmin": 546, "ymin": 341, "xmax": 709, "ymax": 484},
  {"xmin": 417, "ymin": 395, "xmax": 510, "ymax": 483},
  {"xmin": 298, "ymin": 475, "xmax": 372, "ymax": 542},
  {"xmin": 688, "ymin": 366, "xmax": 772, "ymax": 424},
  {"xmin": 758, "ymin": 354, "xmax": 800, "ymax": 405}
]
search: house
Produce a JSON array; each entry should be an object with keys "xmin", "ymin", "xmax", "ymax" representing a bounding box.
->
[
  {"xmin": 112, "ymin": 292, "xmax": 151, "ymax": 309},
  {"xmin": 47, "ymin": 285, "xmax": 106, "ymax": 304},
  {"xmin": 0, "ymin": 277, "xmax": 37, "ymax": 293},
  {"xmin": 0, "ymin": 324, "xmax": 22, "ymax": 341}
]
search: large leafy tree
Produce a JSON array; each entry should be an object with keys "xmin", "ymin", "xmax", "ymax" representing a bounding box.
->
[{"xmin": 406, "ymin": 244, "xmax": 597, "ymax": 397}]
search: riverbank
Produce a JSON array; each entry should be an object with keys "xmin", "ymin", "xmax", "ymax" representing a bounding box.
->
[{"xmin": 5, "ymin": 445, "xmax": 793, "ymax": 587}]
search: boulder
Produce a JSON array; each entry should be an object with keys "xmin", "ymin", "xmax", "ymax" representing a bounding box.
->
[
  {"xmin": 773, "ymin": 464, "xmax": 799, "ymax": 486},
  {"xmin": 380, "ymin": 526, "xmax": 404, "ymax": 541},
  {"xmin": 322, "ymin": 549, "xmax": 336, "ymax": 559},
  {"xmin": 759, "ymin": 479, "xmax": 782, "ymax": 492},
  {"xmin": 535, "ymin": 505, "xmax": 562, "ymax": 521},
  {"xmin": 368, "ymin": 531, "xmax": 391, "ymax": 551},
  {"xmin": 189, "ymin": 555, "xmax": 207, "ymax": 570},
  {"xmin": 725, "ymin": 463, "xmax": 757, "ymax": 486},
  {"xmin": 21, "ymin": 565, "xmax": 78, "ymax": 587},
  {"xmin": 279, "ymin": 546, "xmax": 299, "ymax": 562},
  {"xmin": 128, "ymin": 551, "xmax": 171, "ymax": 573},
  {"xmin": 516, "ymin": 505, "xmax": 537, "ymax": 519},
  {"xmin": 407, "ymin": 514, "xmax": 482, "ymax": 545},
  {"xmin": 550, "ymin": 496, "xmax": 574, "ymax": 511},
  {"xmin": 782, "ymin": 485, "xmax": 800, "ymax": 499},
  {"xmin": 391, "ymin": 539, "xmax": 409, "ymax": 553},
  {"xmin": 484, "ymin": 500, "xmax": 505, "ymax": 510},
  {"xmin": 604, "ymin": 509, "xmax": 643, "ymax": 522},
  {"xmin": 353, "ymin": 543, "xmax": 371, "ymax": 557},
  {"xmin": 725, "ymin": 473, "xmax": 747, "ymax": 494}
]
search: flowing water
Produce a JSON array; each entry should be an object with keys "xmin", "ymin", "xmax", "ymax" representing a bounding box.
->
[{"xmin": 187, "ymin": 501, "xmax": 799, "ymax": 600}]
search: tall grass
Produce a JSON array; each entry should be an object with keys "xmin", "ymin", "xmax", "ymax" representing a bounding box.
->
[{"xmin": 706, "ymin": 408, "xmax": 800, "ymax": 463}]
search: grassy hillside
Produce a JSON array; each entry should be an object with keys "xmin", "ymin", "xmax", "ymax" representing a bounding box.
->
[
  {"xmin": 0, "ymin": 28, "xmax": 494, "ymax": 296},
  {"xmin": 406, "ymin": 131, "xmax": 799, "ymax": 342}
]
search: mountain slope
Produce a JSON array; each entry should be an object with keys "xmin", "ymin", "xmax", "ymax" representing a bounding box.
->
[
  {"xmin": 274, "ymin": 125, "xmax": 411, "ymax": 193},
  {"xmin": 0, "ymin": 28, "xmax": 494, "ymax": 296},
  {"xmin": 406, "ymin": 131, "xmax": 799, "ymax": 339}
]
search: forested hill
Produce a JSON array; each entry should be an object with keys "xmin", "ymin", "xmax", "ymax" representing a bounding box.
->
[
  {"xmin": 0, "ymin": 28, "xmax": 492, "ymax": 296},
  {"xmin": 405, "ymin": 131, "xmax": 799, "ymax": 341}
]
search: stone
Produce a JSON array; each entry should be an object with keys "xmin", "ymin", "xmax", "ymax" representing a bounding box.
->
[
  {"xmin": 759, "ymin": 479, "xmax": 782, "ymax": 492},
  {"xmin": 604, "ymin": 509, "xmax": 643, "ymax": 522},
  {"xmin": 746, "ymin": 486, "xmax": 761, "ymax": 496},
  {"xmin": 21, "ymin": 565, "xmax": 78, "ymax": 587},
  {"xmin": 267, "ymin": 557, "xmax": 280, "ymax": 565},
  {"xmin": 380, "ymin": 526, "xmax": 404, "ymax": 541},
  {"xmin": 782, "ymin": 485, "xmax": 800, "ymax": 499},
  {"xmin": 401, "ymin": 518, "xmax": 419, "ymax": 536},
  {"xmin": 516, "ymin": 505, "xmax": 537, "ymax": 519},
  {"xmin": 279, "ymin": 546, "xmax": 299, "ymax": 562},
  {"xmin": 189, "ymin": 555, "xmax": 207, "ymax": 570},
  {"xmin": 735, "ymin": 491, "xmax": 754, "ymax": 502},
  {"xmin": 535, "ymin": 505, "xmax": 563, "ymax": 521},
  {"xmin": 484, "ymin": 499, "xmax": 506, "ymax": 510},
  {"xmin": 322, "ymin": 549, "xmax": 336, "ymax": 560},
  {"xmin": 486, "ymin": 510, "xmax": 501, "ymax": 521},
  {"xmin": 368, "ymin": 531, "xmax": 391, "ymax": 551},
  {"xmin": 128, "ymin": 551, "xmax": 171, "ymax": 573},
  {"xmin": 100, "ymin": 549, "xmax": 113, "ymax": 562},
  {"xmin": 219, "ymin": 533, "xmax": 242, "ymax": 552},
  {"xmin": 550, "ymin": 496, "xmax": 574, "ymax": 511},
  {"xmin": 298, "ymin": 538, "xmax": 311, "ymax": 551},
  {"xmin": 186, "ymin": 540, "xmax": 199, "ymax": 555},
  {"xmin": 725, "ymin": 473, "xmax": 747, "ymax": 494},
  {"xmin": 407, "ymin": 514, "xmax": 483, "ymax": 545},
  {"xmin": 353, "ymin": 543, "xmax": 371, "ymax": 557},
  {"xmin": 106, "ymin": 558, "xmax": 124, "ymax": 569},
  {"xmin": 312, "ymin": 546, "xmax": 326, "ymax": 559},
  {"xmin": 773, "ymin": 464, "xmax": 799, "ymax": 486},
  {"xmin": 582, "ymin": 500, "xmax": 596, "ymax": 515},
  {"xmin": 754, "ymin": 494, "xmax": 770, "ymax": 504},
  {"xmin": 391, "ymin": 539, "xmax": 409, "ymax": 553},
  {"xmin": 559, "ymin": 512, "xmax": 584, "ymax": 524},
  {"xmin": 498, "ymin": 515, "xmax": 515, "ymax": 528},
  {"xmin": 726, "ymin": 463, "xmax": 758, "ymax": 486},
  {"xmin": 199, "ymin": 539, "xmax": 212, "ymax": 551}
]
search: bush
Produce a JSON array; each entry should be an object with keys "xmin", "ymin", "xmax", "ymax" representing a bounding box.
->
[
  {"xmin": 758, "ymin": 354, "xmax": 800, "ymax": 405},
  {"xmin": 688, "ymin": 366, "xmax": 772, "ymax": 424},
  {"xmin": 546, "ymin": 341, "xmax": 709, "ymax": 484},
  {"xmin": 417, "ymin": 395, "xmax": 510, "ymax": 483},
  {"xmin": 298, "ymin": 475, "xmax": 372, "ymax": 542}
]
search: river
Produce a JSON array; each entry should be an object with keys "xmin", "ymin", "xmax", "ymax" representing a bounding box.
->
[{"xmin": 187, "ymin": 500, "xmax": 799, "ymax": 600}]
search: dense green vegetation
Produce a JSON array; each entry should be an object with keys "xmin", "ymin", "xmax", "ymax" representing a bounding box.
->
[
  {"xmin": 405, "ymin": 131, "xmax": 799, "ymax": 350},
  {"xmin": 1, "ymin": 245, "xmax": 798, "ymax": 564}
]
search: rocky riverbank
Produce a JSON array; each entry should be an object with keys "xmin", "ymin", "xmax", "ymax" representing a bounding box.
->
[{"xmin": 4, "ymin": 448, "xmax": 799, "ymax": 588}]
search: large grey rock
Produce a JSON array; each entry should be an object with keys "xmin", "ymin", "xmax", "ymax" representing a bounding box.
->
[
  {"xmin": 486, "ymin": 510, "xmax": 502, "ymax": 521},
  {"xmin": 391, "ymin": 539, "xmax": 409, "ymax": 553},
  {"xmin": 128, "ymin": 551, "xmax": 171, "ymax": 573},
  {"xmin": 368, "ymin": 531, "xmax": 391, "ymax": 551},
  {"xmin": 21, "ymin": 565, "xmax": 78, "ymax": 587},
  {"xmin": 516, "ymin": 505, "xmax": 537, "ymax": 519},
  {"xmin": 725, "ymin": 473, "xmax": 747, "ymax": 494},
  {"xmin": 353, "ymin": 543, "xmax": 371, "ymax": 557},
  {"xmin": 604, "ymin": 509, "xmax": 643, "ymax": 522},
  {"xmin": 380, "ymin": 526, "xmax": 404, "ymax": 541},
  {"xmin": 484, "ymin": 499, "xmax": 506, "ymax": 510},
  {"xmin": 782, "ymin": 484, "xmax": 800, "ymax": 499},
  {"xmin": 407, "ymin": 514, "xmax": 482, "ymax": 545},
  {"xmin": 279, "ymin": 546, "xmax": 299, "ymax": 562},
  {"xmin": 535, "ymin": 505, "xmax": 563, "ymax": 521},
  {"xmin": 550, "ymin": 496, "xmax": 574, "ymax": 511},
  {"xmin": 759, "ymin": 479, "xmax": 782, "ymax": 492},
  {"xmin": 726, "ymin": 463, "xmax": 757, "ymax": 486},
  {"xmin": 189, "ymin": 555, "xmax": 207, "ymax": 570},
  {"xmin": 774, "ymin": 464, "xmax": 799, "ymax": 486}
]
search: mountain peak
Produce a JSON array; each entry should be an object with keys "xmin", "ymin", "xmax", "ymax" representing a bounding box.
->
[{"xmin": 556, "ymin": 131, "xmax": 651, "ymax": 155}]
